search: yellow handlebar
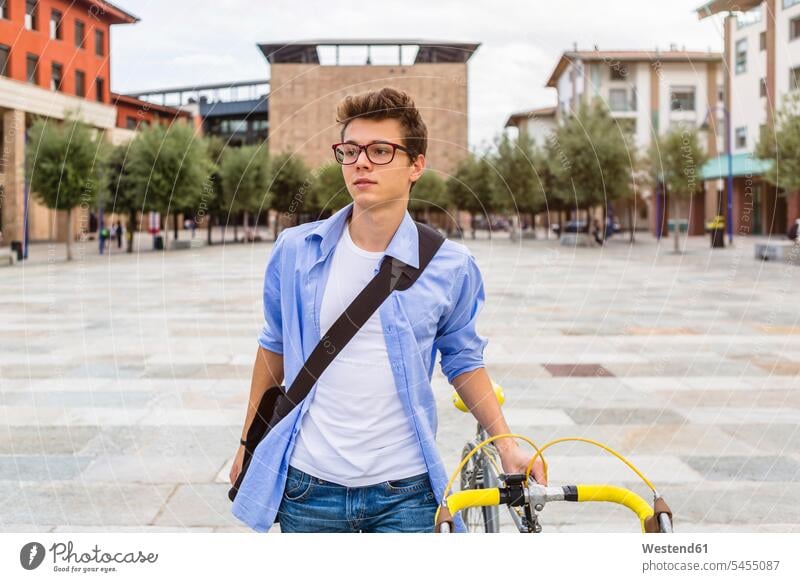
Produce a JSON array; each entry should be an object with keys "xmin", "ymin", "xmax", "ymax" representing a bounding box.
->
[
  {"xmin": 576, "ymin": 484, "xmax": 653, "ymax": 532},
  {"xmin": 441, "ymin": 484, "xmax": 655, "ymax": 532},
  {"xmin": 445, "ymin": 488, "xmax": 502, "ymax": 515}
]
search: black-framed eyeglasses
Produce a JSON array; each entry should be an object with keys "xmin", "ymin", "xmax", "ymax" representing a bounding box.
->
[{"xmin": 331, "ymin": 141, "xmax": 411, "ymax": 165}]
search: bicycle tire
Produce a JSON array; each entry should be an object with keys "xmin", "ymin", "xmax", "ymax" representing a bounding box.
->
[{"xmin": 459, "ymin": 443, "xmax": 501, "ymax": 533}]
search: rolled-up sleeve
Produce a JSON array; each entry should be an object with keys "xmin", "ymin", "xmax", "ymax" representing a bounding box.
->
[
  {"xmin": 257, "ymin": 231, "xmax": 286, "ymax": 355},
  {"xmin": 435, "ymin": 252, "xmax": 489, "ymax": 384}
]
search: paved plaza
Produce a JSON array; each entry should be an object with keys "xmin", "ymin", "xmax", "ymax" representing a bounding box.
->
[{"xmin": 1, "ymin": 232, "xmax": 799, "ymax": 533}]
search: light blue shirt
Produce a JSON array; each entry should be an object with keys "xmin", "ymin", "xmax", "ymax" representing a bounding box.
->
[{"xmin": 231, "ymin": 201, "xmax": 489, "ymax": 533}]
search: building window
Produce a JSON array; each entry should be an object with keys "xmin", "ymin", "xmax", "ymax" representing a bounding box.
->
[
  {"xmin": 760, "ymin": 77, "xmax": 767, "ymax": 97},
  {"xmin": 735, "ymin": 38, "xmax": 747, "ymax": 74},
  {"xmin": 75, "ymin": 70, "xmax": 85, "ymax": 97},
  {"xmin": 25, "ymin": 0, "xmax": 37, "ymax": 30},
  {"xmin": 670, "ymin": 87, "xmax": 696, "ymax": 111},
  {"xmin": 50, "ymin": 9, "xmax": 62, "ymax": 40},
  {"xmin": 26, "ymin": 53, "xmax": 38, "ymax": 84},
  {"xmin": 791, "ymin": 66, "xmax": 800, "ymax": 91},
  {"xmin": 735, "ymin": 127, "xmax": 747, "ymax": 149},
  {"xmin": 785, "ymin": 0, "xmax": 800, "ymax": 8},
  {"xmin": 791, "ymin": 17, "xmax": 800, "ymax": 41},
  {"xmin": 51, "ymin": 62, "xmax": 62, "ymax": 91},
  {"xmin": 609, "ymin": 88, "xmax": 630, "ymax": 111},
  {"xmin": 75, "ymin": 20, "xmax": 85, "ymax": 48},
  {"xmin": 96, "ymin": 77, "xmax": 104, "ymax": 101},
  {"xmin": 718, "ymin": 84, "xmax": 725, "ymax": 102},
  {"xmin": 126, "ymin": 116, "xmax": 138, "ymax": 130},
  {"xmin": 0, "ymin": 44, "xmax": 9, "ymax": 77},
  {"xmin": 0, "ymin": 0, "xmax": 7, "ymax": 20},
  {"xmin": 95, "ymin": 29, "xmax": 104, "ymax": 57},
  {"xmin": 736, "ymin": 5, "xmax": 762, "ymax": 28},
  {"xmin": 760, "ymin": 31, "xmax": 767, "ymax": 51}
]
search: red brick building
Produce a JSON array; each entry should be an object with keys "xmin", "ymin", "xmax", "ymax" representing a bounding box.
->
[{"xmin": 0, "ymin": 1, "xmax": 195, "ymax": 247}]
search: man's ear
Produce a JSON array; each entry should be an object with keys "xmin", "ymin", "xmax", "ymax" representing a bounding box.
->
[{"xmin": 409, "ymin": 153, "xmax": 426, "ymax": 185}]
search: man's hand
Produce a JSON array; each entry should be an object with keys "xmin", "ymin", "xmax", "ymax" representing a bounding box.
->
[
  {"xmin": 496, "ymin": 441, "xmax": 547, "ymax": 485},
  {"xmin": 229, "ymin": 445, "xmax": 245, "ymax": 486}
]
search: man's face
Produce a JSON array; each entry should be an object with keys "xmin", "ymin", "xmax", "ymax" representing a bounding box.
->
[{"xmin": 340, "ymin": 117, "xmax": 425, "ymax": 211}]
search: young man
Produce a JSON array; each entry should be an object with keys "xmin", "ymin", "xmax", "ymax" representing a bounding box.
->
[{"xmin": 230, "ymin": 87, "xmax": 545, "ymax": 533}]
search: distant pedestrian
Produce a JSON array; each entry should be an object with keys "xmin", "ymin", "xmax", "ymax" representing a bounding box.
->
[
  {"xmin": 115, "ymin": 221, "xmax": 123, "ymax": 249},
  {"xmin": 99, "ymin": 226, "xmax": 110, "ymax": 255}
]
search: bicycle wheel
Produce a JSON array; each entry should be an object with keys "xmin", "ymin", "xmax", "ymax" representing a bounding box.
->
[{"xmin": 460, "ymin": 443, "xmax": 501, "ymax": 533}]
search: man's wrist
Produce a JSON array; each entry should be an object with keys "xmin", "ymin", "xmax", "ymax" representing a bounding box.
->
[{"xmin": 493, "ymin": 436, "xmax": 519, "ymax": 454}]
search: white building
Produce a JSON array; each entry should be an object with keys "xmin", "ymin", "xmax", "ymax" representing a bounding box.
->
[
  {"xmin": 545, "ymin": 49, "xmax": 724, "ymax": 235},
  {"xmin": 697, "ymin": 0, "xmax": 800, "ymax": 237},
  {"xmin": 504, "ymin": 106, "xmax": 557, "ymax": 148}
]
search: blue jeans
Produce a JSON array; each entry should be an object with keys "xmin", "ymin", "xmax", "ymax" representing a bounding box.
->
[{"xmin": 278, "ymin": 465, "xmax": 438, "ymax": 533}]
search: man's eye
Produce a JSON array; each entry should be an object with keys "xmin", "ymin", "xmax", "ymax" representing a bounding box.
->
[
  {"xmin": 373, "ymin": 147, "xmax": 391, "ymax": 155},
  {"xmin": 342, "ymin": 147, "xmax": 359, "ymax": 156}
]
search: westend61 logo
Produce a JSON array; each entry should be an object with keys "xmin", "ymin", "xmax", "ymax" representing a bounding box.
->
[{"xmin": 20, "ymin": 540, "xmax": 159, "ymax": 574}]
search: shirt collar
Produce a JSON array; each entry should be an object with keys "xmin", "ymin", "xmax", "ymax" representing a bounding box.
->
[{"xmin": 304, "ymin": 201, "xmax": 420, "ymax": 269}]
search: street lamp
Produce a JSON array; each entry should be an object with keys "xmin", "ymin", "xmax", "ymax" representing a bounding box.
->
[{"xmin": 700, "ymin": 104, "xmax": 734, "ymax": 245}]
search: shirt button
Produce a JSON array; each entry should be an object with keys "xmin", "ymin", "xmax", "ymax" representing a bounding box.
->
[{"xmin": 385, "ymin": 325, "xmax": 393, "ymax": 333}]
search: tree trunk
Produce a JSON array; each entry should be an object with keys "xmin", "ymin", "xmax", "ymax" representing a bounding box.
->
[
  {"xmin": 127, "ymin": 210, "xmax": 136, "ymax": 253},
  {"xmin": 207, "ymin": 214, "xmax": 213, "ymax": 246},
  {"xmin": 173, "ymin": 213, "xmax": 179, "ymax": 242},
  {"xmin": 243, "ymin": 212, "xmax": 249, "ymax": 242},
  {"xmin": 234, "ymin": 223, "xmax": 239, "ymax": 243},
  {"xmin": 65, "ymin": 208, "xmax": 73, "ymax": 262},
  {"xmin": 273, "ymin": 211, "xmax": 279, "ymax": 241},
  {"xmin": 627, "ymin": 204, "xmax": 635, "ymax": 244},
  {"xmin": 673, "ymin": 197, "xmax": 681, "ymax": 254}
]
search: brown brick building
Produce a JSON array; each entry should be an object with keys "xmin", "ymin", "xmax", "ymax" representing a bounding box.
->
[{"xmin": 258, "ymin": 39, "xmax": 479, "ymax": 177}]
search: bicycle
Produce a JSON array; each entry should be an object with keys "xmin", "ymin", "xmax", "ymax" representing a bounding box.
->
[{"xmin": 441, "ymin": 383, "xmax": 674, "ymax": 534}]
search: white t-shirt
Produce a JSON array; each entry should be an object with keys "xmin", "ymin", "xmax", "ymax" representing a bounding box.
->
[{"xmin": 288, "ymin": 219, "xmax": 428, "ymax": 486}]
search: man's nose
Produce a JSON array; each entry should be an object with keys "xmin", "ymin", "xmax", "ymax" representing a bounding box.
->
[{"xmin": 355, "ymin": 148, "xmax": 372, "ymax": 169}]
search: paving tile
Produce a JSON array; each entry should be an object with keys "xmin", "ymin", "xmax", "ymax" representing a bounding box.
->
[
  {"xmin": 565, "ymin": 408, "xmax": 687, "ymax": 426},
  {"xmin": 683, "ymin": 455, "xmax": 800, "ymax": 482},
  {"xmin": 0, "ymin": 455, "xmax": 93, "ymax": 482}
]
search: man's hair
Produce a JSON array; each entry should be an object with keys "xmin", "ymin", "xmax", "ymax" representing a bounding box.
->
[{"xmin": 336, "ymin": 87, "xmax": 427, "ymax": 163}]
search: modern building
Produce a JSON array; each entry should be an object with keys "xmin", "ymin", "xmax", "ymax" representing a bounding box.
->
[
  {"xmin": 504, "ymin": 106, "xmax": 557, "ymax": 148},
  {"xmin": 127, "ymin": 79, "xmax": 269, "ymax": 147},
  {"xmin": 545, "ymin": 48, "xmax": 724, "ymax": 235},
  {"xmin": 697, "ymin": 0, "xmax": 800, "ymax": 237},
  {"xmin": 258, "ymin": 39, "xmax": 479, "ymax": 177},
  {"xmin": 0, "ymin": 0, "xmax": 194, "ymax": 249}
]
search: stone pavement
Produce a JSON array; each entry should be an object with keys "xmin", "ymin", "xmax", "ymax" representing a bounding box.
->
[{"xmin": 1, "ymin": 232, "xmax": 799, "ymax": 533}]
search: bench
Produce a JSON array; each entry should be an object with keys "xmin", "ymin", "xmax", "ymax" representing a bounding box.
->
[
  {"xmin": 169, "ymin": 239, "xmax": 207, "ymax": 251},
  {"xmin": 560, "ymin": 233, "xmax": 594, "ymax": 247},
  {"xmin": 755, "ymin": 241, "xmax": 800, "ymax": 264},
  {"xmin": 0, "ymin": 248, "xmax": 16, "ymax": 267}
]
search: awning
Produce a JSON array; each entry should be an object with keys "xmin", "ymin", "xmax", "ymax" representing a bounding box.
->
[{"xmin": 699, "ymin": 153, "xmax": 773, "ymax": 181}]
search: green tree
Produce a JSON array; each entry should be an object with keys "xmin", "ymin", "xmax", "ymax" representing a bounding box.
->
[
  {"xmin": 409, "ymin": 171, "xmax": 447, "ymax": 225},
  {"xmin": 27, "ymin": 116, "xmax": 107, "ymax": 261},
  {"xmin": 756, "ymin": 92, "xmax": 800, "ymax": 195},
  {"xmin": 106, "ymin": 143, "xmax": 142, "ymax": 253},
  {"xmin": 446, "ymin": 153, "xmax": 495, "ymax": 238},
  {"xmin": 547, "ymin": 100, "xmax": 635, "ymax": 240},
  {"xmin": 269, "ymin": 152, "xmax": 311, "ymax": 239},
  {"xmin": 125, "ymin": 121, "xmax": 213, "ymax": 245},
  {"xmin": 490, "ymin": 131, "xmax": 541, "ymax": 239},
  {"xmin": 648, "ymin": 126, "xmax": 708, "ymax": 253},
  {"xmin": 202, "ymin": 136, "xmax": 227, "ymax": 246},
  {"xmin": 310, "ymin": 163, "xmax": 350, "ymax": 215},
  {"xmin": 220, "ymin": 144, "xmax": 271, "ymax": 242}
]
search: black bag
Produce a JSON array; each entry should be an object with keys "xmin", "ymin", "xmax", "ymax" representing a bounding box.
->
[{"xmin": 228, "ymin": 221, "xmax": 445, "ymax": 502}]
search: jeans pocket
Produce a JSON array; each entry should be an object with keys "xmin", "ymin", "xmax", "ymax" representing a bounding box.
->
[
  {"xmin": 383, "ymin": 473, "xmax": 431, "ymax": 494},
  {"xmin": 284, "ymin": 469, "xmax": 314, "ymax": 501}
]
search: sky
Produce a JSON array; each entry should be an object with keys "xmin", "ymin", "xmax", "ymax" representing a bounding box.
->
[{"xmin": 110, "ymin": 0, "xmax": 728, "ymax": 150}]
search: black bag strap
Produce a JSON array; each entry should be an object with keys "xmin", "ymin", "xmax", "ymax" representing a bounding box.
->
[{"xmin": 282, "ymin": 220, "xmax": 445, "ymax": 407}]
